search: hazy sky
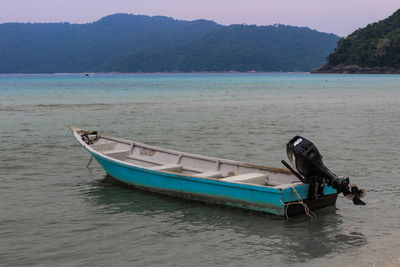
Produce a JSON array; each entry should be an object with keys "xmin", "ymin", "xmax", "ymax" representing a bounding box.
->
[{"xmin": 1, "ymin": 0, "xmax": 399, "ymax": 36}]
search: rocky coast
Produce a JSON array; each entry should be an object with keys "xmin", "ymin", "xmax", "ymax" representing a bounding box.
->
[{"xmin": 311, "ymin": 63, "xmax": 400, "ymax": 74}]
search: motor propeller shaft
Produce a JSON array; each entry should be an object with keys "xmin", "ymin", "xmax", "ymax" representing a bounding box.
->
[{"xmin": 340, "ymin": 178, "xmax": 366, "ymax": 205}]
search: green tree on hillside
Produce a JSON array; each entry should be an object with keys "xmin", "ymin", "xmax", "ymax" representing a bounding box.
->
[{"xmin": 327, "ymin": 9, "xmax": 400, "ymax": 68}]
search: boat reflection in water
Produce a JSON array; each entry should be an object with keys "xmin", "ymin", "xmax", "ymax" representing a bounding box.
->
[{"xmin": 81, "ymin": 175, "xmax": 367, "ymax": 264}]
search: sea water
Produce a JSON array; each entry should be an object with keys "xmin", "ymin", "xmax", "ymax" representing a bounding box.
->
[{"xmin": 1, "ymin": 73, "xmax": 399, "ymax": 266}]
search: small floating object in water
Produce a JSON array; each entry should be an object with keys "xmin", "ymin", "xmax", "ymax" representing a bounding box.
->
[{"xmin": 70, "ymin": 127, "xmax": 366, "ymax": 217}]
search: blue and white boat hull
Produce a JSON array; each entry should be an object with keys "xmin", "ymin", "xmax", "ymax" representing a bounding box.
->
[{"xmin": 71, "ymin": 127, "xmax": 338, "ymax": 217}]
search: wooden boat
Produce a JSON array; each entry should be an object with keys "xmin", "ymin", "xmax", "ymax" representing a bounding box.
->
[{"xmin": 70, "ymin": 126, "xmax": 340, "ymax": 217}]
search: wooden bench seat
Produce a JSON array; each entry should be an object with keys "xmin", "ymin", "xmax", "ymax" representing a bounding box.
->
[
  {"xmin": 149, "ymin": 164, "xmax": 183, "ymax": 172},
  {"xmin": 220, "ymin": 173, "xmax": 268, "ymax": 185},
  {"xmin": 102, "ymin": 149, "xmax": 130, "ymax": 160}
]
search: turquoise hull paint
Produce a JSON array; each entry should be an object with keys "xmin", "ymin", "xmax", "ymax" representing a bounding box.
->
[
  {"xmin": 89, "ymin": 151, "xmax": 338, "ymax": 216},
  {"xmin": 93, "ymin": 154, "xmax": 285, "ymax": 215},
  {"xmin": 281, "ymin": 183, "xmax": 338, "ymax": 203}
]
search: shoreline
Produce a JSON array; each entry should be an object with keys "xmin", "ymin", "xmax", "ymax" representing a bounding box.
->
[
  {"xmin": 2, "ymin": 70, "xmax": 400, "ymax": 76},
  {"xmin": 312, "ymin": 64, "xmax": 400, "ymax": 74},
  {"xmin": 0, "ymin": 71, "xmax": 311, "ymax": 76}
]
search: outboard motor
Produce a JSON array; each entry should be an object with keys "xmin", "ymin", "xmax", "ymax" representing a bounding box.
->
[{"xmin": 282, "ymin": 136, "xmax": 366, "ymax": 205}]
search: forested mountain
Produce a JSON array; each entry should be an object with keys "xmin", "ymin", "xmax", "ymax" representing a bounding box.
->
[
  {"xmin": 0, "ymin": 13, "xmax": 339, "ymax": 73},
  {"xmin": 313, "ymin": 9, "xmax": 400, "ymax": 73}
]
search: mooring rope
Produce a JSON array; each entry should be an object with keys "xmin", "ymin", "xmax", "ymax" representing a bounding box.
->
[
  {"xmin": 281, "ymin": 184, "xmax": 316, "ymax": 219},
  {"xmin": 86, "ymin": 155, "xmax": 93, "ymax": 168}
]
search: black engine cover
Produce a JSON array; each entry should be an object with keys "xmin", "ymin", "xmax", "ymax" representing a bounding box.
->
[{"xmin": 286, "ymin": 136, "xmax": 326, "ymax": 180}]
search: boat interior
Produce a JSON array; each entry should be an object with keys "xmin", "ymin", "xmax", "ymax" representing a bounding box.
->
[{"xmin": 80, "ymin": 130, "xmax": 299, "ymax": 188}]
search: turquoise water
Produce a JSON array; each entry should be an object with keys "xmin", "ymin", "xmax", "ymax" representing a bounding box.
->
[{"xmin": 1, "ymin": 73, "xmax": 399, "ymax": 266}]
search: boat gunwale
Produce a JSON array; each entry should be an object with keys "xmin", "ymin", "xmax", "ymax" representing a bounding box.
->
[
  {"xmin": 70, "ymin": 126, "xmax": 298, "ymax": 193},
  {"xmin": 95, "ymin": 131, "xmax": 292, "ymax": 175}
]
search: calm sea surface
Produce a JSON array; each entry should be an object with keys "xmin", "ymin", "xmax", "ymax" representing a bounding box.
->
[{"xmin": 1, "ymin": 73, "xmax": 399, "ymax": 266}]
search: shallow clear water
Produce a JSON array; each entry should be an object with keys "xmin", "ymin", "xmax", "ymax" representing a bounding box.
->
[{"xmin": 1, "ymin": 73, "xmax": 399, "ymax": 266}]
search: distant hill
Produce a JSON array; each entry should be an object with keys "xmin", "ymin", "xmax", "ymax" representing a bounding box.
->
[
  {"xmin": 313, "ymin": 9, "xmax": 400, "ymax": 73},
  {"xmin": 0, "ymin": 13, "xmax": 339, "ymax": 73}
]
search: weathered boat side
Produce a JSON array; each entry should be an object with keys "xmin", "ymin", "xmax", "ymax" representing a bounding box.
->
[{"xmin": 94, "ymin": 153, "xmax": 287, "ymax": 215}]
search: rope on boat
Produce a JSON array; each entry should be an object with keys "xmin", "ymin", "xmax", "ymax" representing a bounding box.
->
[
  {"xmin": 282, "ymin": 185, "xmax": 316, "ymax": 219},
  {"xmin": 86, "ymin": 155, "xmax": 93, "ymax": 168}
]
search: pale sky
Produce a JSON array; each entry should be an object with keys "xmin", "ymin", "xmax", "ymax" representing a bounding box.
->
[{"xmin": 1, "ymin": 0, "xmax": 399, "ymax": 36}]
